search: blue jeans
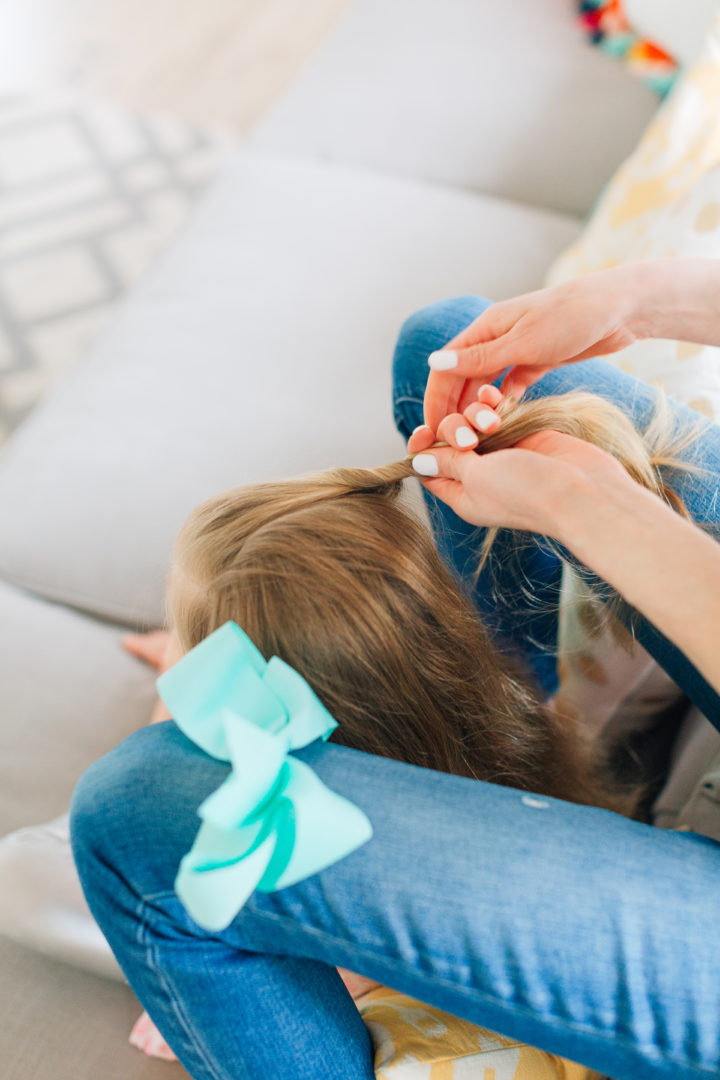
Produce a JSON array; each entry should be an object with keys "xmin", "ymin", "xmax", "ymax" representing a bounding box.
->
[{"xmin": 71, "ymin": 298, "xmax": 720, "ymax": 1080}]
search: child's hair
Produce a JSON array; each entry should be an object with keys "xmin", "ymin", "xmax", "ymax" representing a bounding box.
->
[{"xmin": 167, "ymin": 391, "xmax": 702, "ymax": 816}]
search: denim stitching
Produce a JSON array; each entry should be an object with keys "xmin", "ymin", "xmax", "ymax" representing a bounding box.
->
[
  {"xmin": 224, "ymin": 907, "xmax": 716, "ymax": 1077},
  {"xmin": 392, "ymin": 392, "xmax": 425, "ymax": 433},
  {"xmin": 135, "ymin": 893, "xmax": 713, "ymax": 1073},
  {"xmin": 136, "ymin": 893, "xmax": 229, "ymax": 1080}
]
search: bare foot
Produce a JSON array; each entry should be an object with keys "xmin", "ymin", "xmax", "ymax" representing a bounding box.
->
[
  {"xmin": 122, "ymin": 630, "xmax": 175, "ymax": 724},
  {"xmin": 123, "ymin": 630, "xmax": 171, "ymax": 669}
]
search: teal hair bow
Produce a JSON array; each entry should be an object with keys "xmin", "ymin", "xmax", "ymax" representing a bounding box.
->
[{"xmin": 156, "ymin": 621, "xmax": 373, "ymax": 931}]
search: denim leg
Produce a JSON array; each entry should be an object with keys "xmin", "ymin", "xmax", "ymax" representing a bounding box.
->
[
  {"xmin": 393, "ymin": 296, "xmax": 565, "ymax": 698},
  {"xmin": 392, "ymin": 297, "xmax": 720, "ymax": 720},
  {"xmin": 70, "ymin": 723, "xmax": 375, "ymax": 1080},
  {"xmin": 71, "ymin": 722, "xmax": 720, "ymax": 1080}
]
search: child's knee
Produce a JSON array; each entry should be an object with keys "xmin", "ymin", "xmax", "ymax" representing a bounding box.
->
[
  {"xmin": 69, "ymin": 722, "xmax": 226, "ymax": 895},
  {"xmin": 70, "ymin": 726, "xmax": 164, "ymax": 869}
]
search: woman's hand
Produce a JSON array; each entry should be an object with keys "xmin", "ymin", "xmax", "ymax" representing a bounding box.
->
[
  {"xmin": 411, "ymin": 394, "xmax": 720, "ymax": 696},
  {"xmin": 422, "ymin": 266, "xmax": 643, "ymax": 432},
  {"xmin": 410, "ymin": 393, "xmax": 630, "ymax": 538}
]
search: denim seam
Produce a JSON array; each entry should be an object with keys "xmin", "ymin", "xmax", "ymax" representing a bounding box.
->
[
  {"xmin": 135, "ymin": 892, "xmax": 229, "ymax": 1080},
  {"xmin": 231, "ymin": 906, "xmax": 715, "ymax": 1077},
  {"xmin": 392, "ymin": 392, "xmax": 424, "ymax": 428},
  {"xmin": 139, "ymin": 889, "xmax": 714, "ymax": 1075},
  {"xmin": 393, "ymin": 391, "xmax": 424, "ymax": 404}
]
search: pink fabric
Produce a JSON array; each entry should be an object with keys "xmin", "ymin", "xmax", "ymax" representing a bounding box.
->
[{"xmin": 129, "ymin": 1011, "xmax": 177, "ymax": 1061}]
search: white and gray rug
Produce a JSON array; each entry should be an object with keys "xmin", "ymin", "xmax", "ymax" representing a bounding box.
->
[{"xmin": 0, "ymin": 94, "xmax": 234, "ymax": 448}]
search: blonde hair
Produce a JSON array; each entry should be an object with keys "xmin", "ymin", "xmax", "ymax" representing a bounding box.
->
[{"xmin": 166, "ymin": 391, "xmax": 702, "ymax": 813}]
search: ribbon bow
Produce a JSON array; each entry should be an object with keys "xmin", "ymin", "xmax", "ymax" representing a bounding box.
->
[{"xmin": 157, "ymin": 621, "xmax": 373, "ymax": 931}]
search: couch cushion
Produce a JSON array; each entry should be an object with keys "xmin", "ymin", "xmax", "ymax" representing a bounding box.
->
[
  {"xmin": 0, "ymin": 937, "xmax": 188, "ymax": 1080},
  {"xmin": 249, "ymin": 0, "xmax": 659, "ymax": 218},
  {"xmin": 545, "ymin": 13, "xmax": 720, "ymax": 421},
  {"xmin": 0, "ymin": 578, "xmax": 156, "ymax": 833},
  {"xmin": 0, "ymin": 150, "xmax": 580, "ymax": 627}
]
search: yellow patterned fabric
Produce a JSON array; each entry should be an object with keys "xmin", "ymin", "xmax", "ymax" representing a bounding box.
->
[
  {"xmin": 356, "ymin": 987, "xmax": 593, "ymax": 1080},
  {"xmin": 546, "ymin": 14, "xmax": 720, "ymax": 420}
]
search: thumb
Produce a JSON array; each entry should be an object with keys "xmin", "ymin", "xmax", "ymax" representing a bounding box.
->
[
  {"xmin": 428, "ymin": 326, "xmax": 528, "ymax": 382},
  {"xmin": 412, "ymin": 445, "xmax": 477, "ymax": 520},
  {"xmin": 411, "ymin": 444, "xmax": 467, "ymax": 481},
  {"xmin": 418, "ymin": 474, "xmax": 465, "ymax": 514}
]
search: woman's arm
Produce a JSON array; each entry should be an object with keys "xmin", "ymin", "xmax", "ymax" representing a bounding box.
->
[
  {"xmin": 554, "ymin": 470, "xmax": 720, "ymax": 696},
  {"xmin": 412, "ymin": 428, "xmax": 720, "ymax": 695},
  {"xmin": 418, "ymin": 257, "xmax": 720, "ymax": 438},
  {"xmin": 631, "ymin": 256, "xmax": 720, "ymax": 347}
]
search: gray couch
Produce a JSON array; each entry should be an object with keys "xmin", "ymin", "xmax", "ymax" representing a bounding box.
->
[{"xmin": 0, "ymin": 1, "xmax": 700, "ymax": 1076}]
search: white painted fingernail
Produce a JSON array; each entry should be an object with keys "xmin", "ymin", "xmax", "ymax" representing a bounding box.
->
[
  {"xmin": 475, "ymin": 410, "xmax": 496, "ymax": 432},
  {"xmin": 428, "ymin": 349, "xmax": 458, "ymax": 371},
  {"xmin": 412, "ymin": 424, "xmax": 429, "ymax": 435},
  {"xmin": 412, "ymin": 454, "xmax": 439, "ymax": 477},
  {"xmin": 455, "ymin": 426, "xmax": 477, "ymax": 447}
]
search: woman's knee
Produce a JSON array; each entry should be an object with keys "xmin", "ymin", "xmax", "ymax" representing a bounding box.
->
[
  {"xmin": 392, "ymin": 296, "xmax": 492, "ymax": 438},
  {"xmin": 70, "ymin": 722, "xmax": 229, "ymax": 901}
]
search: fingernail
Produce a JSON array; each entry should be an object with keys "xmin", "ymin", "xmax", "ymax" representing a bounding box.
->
[
  {"xmin": 428, "ymin": 349, "xmax": 458, "ymax": 371},
  {"xmin": 475, "ymin": 410, "xmax": 496, "ymax": 432},
  {"xmin": 455, "ymin": 426, "xmax": 477, "ymax": 447},
  {"xmin": 412, "ymin": 454, "xmax": 439, "ymax": 477},
  {"xmin": 412, "ymin": 424, "xmax": 430, "ymax": 435}
]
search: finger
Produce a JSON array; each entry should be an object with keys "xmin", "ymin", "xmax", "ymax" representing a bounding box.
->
[
  {"xmin": 437, "ymin": 412, "xmax": 479, "ymax": 451},
  {"xmin": 424, "ymin": 374, "xmax": 488, "ymax": 433},
  {"xmin": 423, "ymin": 369, "xmax": 463, "ymax": 432},
  {"xmin": 407, "ymin": 423, "xmax": 435, "ymax": 454},
  {"xmin": 444, "ymin": 300, "xmax": 519, "ymax": 350},
  {"xmin": 458, "ymin": 377, "xmax": 488, "ymax": 414},
  {"xmin": 463, "ymin": 401, "xmax": 501, "ymax": 436},
  {"xmin": 500, "ymin": 363, "xmax": 554, "ymax": 400},
  {"xmin": 477, "ymin": 384, "xmax": 503, "ymax": 407}
]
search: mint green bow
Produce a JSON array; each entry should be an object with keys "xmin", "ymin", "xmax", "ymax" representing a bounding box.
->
[{"xmin": 156, "ymin": 621, "xmax": 373, "ymax": 931}]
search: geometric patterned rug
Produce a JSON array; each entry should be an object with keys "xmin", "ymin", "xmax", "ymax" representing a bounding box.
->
[{"xmin": 0, "ymin": 93, "xmax": 235, "ymax": 450}]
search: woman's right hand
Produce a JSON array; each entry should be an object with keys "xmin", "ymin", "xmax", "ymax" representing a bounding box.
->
[{"xmin": 422, "ymin": 265, "xmax": 643, "ymax": 434}]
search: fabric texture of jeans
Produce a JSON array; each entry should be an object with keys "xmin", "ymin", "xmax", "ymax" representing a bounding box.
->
[{"xmin": 71, "ymin": 297, "xmax": 720, "ymax": 1080}]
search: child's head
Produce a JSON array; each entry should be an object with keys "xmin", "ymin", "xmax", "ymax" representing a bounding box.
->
[
  {"xmin": 165, "ymin": 389, "xmax": 697, "ymax": 810},
  {"xmin": 167, "ymin": 455, "xmax": 624, "ymax": 807},
  {"xmin": 168, "ymin": 470, "xmax": 515, "ymax": 776}
]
